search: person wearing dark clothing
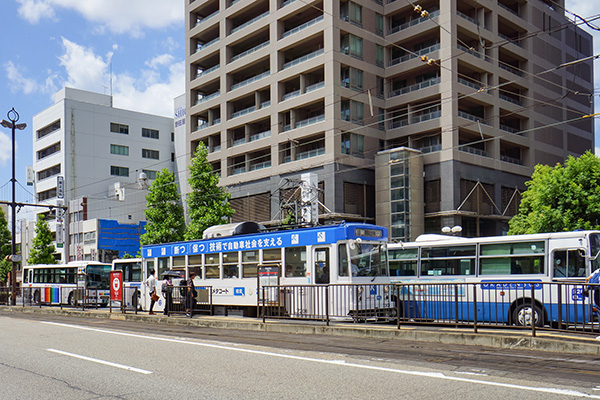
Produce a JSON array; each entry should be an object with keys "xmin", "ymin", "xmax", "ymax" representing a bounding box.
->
[
  {"xmin": 186, "ymin": 272, "xmax": 197, "ymax": 317},
  {"xmin": 161, "ymin": 276, "xmax": 173, "ymax": 316}
]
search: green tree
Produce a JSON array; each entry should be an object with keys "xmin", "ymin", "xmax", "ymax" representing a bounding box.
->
[
  {"xmin": 27, "ymin": 214, "xmax": 57, "ymax": 265},
  {"xmin": 0, "ymin": 208, "xmax": 12, "ymax": 283},
  {"xmin": 140, "ymin": 168, "xmax": 185, "ymax": 245},
  {"xmin": 185, "ymin": 143, "xmax": 235, "ymax": 240},
  {"xmin": 508, "ymin": 151, "xmax": 600, "ymax": 234}
]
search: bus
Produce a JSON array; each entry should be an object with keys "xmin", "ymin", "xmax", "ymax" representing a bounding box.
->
[
  {"xmin": 387, "ymin": 231, "xmax": 600, "ymax": 327},
  {"xmin": 22, "ymin": 261, "xmax": 112, "ymax": 307},
  {"xmin": 141, "ymin": 222, "xmax": 391, "ymax": 318},
  {"xmin": 111, "ymin": 258, "xmax": 143, "ymax": 310}
]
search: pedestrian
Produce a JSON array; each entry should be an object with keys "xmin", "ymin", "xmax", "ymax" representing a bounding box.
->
[
  {"xmin": 145, "ymin": 268, "xmax": 157, "ymax": 315},
  {"xmin": 162, "ymin": 275, "xmax": 174, "ymax": 316},
  {"xmin": 585, "ymin": 267, "xmax": 600, "ymax": 308},
  {"xmin": 186, "ymin": 271, "xmax": 197, "ymax": 318}
]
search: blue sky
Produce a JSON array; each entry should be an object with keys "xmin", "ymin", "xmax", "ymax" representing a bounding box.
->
[
  {"xmin": 0, "ymin": 0, "xmax": 598, "ymax": 206},
  {"xmin": 0, "ymin": 0, "xmax": 184, "ymax": 203}
]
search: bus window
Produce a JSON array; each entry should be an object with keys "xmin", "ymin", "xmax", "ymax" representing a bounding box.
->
[
  {"xmin": 285, "ymin": 247, "xmax": 306, "ymax": 277},
  {"xmin": 223, "ymin": 252, "xmax": 239, "ymax": 278},
  {"xmin": 205, "ymin": 253, "xmax": 220, "ymax": 279},
  {"xmin": 553, "ymin": 250, "xmax": 586, "ymax": 278},
  {"xmin": 480, "ymin": 242, "xmax": 545, "ymax": 275},
  {"xmin": 388, "ymin": 248, "xmax": 418, "ymax": 276},
  {"xmin": 421, "ymin": 246, "xmax": 475, "ymax": 276},
  {"xmin": 242, "ymin": 251, "xmax": 258, "ymax": 278}
]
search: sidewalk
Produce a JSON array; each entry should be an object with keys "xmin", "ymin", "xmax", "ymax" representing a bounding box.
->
[{"xmin": 3, "ymin": 305, "xmax": 600, "ymax": 355}]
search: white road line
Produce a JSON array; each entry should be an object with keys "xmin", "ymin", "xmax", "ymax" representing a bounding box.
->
[
  {"xmin": 41, "ymin": 321, "xmax": 599, "ymax": 398},
  {"xmin": 47, "ymin": 348, "xmax": 152, "ymax": 375}
]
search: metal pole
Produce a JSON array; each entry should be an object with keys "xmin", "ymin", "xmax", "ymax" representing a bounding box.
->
[{"xmin": 11, "ymin": 118, "xmax": 16, "ymax": 306}]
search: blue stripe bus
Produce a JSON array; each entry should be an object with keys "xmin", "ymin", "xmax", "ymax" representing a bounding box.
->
[
  {"xmin": 387, "ymin": 231, "xmax": 600, "ymax": 327},
  {"xmin": 141, "ymin": 222, "xmax": 391, "ymax": 318}
]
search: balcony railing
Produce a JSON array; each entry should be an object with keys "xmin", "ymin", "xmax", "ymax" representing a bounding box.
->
[
  {"xmin": 195, "ymin": 91, "xmax": 220, "ymax": 105},
  {"xmin": 389, "ymin": 77, "xmax": 440, "ymax": 98},
  {"xmin": 499, "ymin": 62, "xmax": 523, "ymax": 76},
  {"xmin": 389, "ymin": 43, "xmax": 440, "ymax": 67},
  {"xmin": 500, "ymin": 124, "xmax": 520, "ymax": 134},
  {"xmin": 196, "ymin": 37, "xmax": 219, "ymax": 53},
  {"xmin": 418, "ymin": 144, "xmax": 442, "ymax": 153},
  {"xmin": 233, "ymin": 137, "xmax": 246, "ymax": 146},
  {"xmin": 457, "ymin": 10, "xmax": 479, "ymax": 26},
  {"xmin": 232, "ymin": 166, "xmax": 246, "ymax": 175},
  {"xmin": 249, "ymin": 160, "xmax": 271, "ymax": 171},
  {"xmin": 306, "ymin": 81, "xmax": 325, "ymax": 93},
  {"xmin": 458, "ymin": 77, "xmax": 483, "ymax": 91},
  {"xmin": 195, "ymin": 10, "xmax": 218, "ymax": 27},
  {"xmin": 388, "ymin": 10, "xmax": 440, "ymax": 34},
  {"xmin": 296, "ymin": 147, "xmax": 325, "ymax": 160},
  {"xmin": 411, "ymin": 110, "xmax": 441, "ymax": 124},
  {"xmin": 231, "ymin": 11, "xmax": 269, "ymax": 35},
  {"xmin": 231, "ymin": 105, "xmax": 256, "ymax": 119},
  {"xmin": 499, "ymin": 33, "xmax": 523, "ymax": 48},
  {"xmin": 457, "ymin": 43, "xmax": 482, "ymax": 59},
  {"xmin": 196, "ymin": 64, "xmax": 220, "ymax": 79},
  {"xmin": 501, "ymin": 155, "xmax": 523, "ymax": 165},
  {"xmin": 498, "ymin": 1, "xmax": 521, "ymax": 18},
  {"xmin": 282, "ymin": 90, "xmax": 301, "ymax": 101},
  {"xmin": 283, "ymin": 48, "xmax": 324, "ymax": 70},
  {"xmin": 231, "ymin": 41, "xmax": 270, "ymax": 63},
  {"xmin": 281, "ymin": 0, "xmax": 298, "ymax": 8},
  {"xmin": 295, "ymin": 114, "xmax": 325, "ymax": 129},
  {"xmin": 282, "ymin": 15, "xmax": 324, "ymax": 39},
  {"xmin": 250, "ymin": 130, "xmax": 271, "ymax": 142},
  {"xmin": 499, "ymin": 92, "xmax": 523, "ymax": 106},
  {"xmin": 231, "ymin": 71, "xmax": 270, "ymax": 91},
  {"xmin": 459, "ymin": 145, "xmax": 489, "ymax": 157},
  {"xmin": 458, "ymin": 110, "xmax": 488, "ymax": 124}
]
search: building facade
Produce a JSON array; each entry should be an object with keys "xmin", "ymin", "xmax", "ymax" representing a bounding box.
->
[
  {"xmin": 32, "ymin": 87, "xmax": 175, "ymax": 262},
  {"xmin": 185, "ymin": 0, "xmax": 594, "ymax": 239}
]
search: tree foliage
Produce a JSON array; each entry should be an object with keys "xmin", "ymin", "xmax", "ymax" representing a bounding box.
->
[
  {"xmin": 184, "ymin": 143, "xmax": 235, "ymax": 240},
  {"xmin": 140, "ymin": 168, "xmax": 186, "ymax": 246},
  {"xmin": 508, "ymin": 151, "xmax": 600, "ymax": 234},
  {"xmin": 0, "ymin": 208, "xmax": 12, "ymax": 283},
  {"xmin": 27, "ymin": 214, "xmax": 57, "ymax": 265}
]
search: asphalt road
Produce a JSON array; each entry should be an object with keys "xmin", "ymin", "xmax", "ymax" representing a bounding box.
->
[{"xmin": 1, "ymin": 311, "xmax": 600, "ymax": 399}]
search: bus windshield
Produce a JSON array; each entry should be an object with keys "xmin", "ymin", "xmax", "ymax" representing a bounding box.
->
[
  {"xmin": 87, "ymin": 264, "xmax": 111, "ymax": 289},
  {"xmin": 350, "ymin": 242, "xmax": 387, "ymax": 277}
]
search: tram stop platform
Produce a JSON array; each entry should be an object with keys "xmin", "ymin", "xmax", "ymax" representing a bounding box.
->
[{"xmin": 2, "ymin": 305, "xmax": 600, "ymax": 356}]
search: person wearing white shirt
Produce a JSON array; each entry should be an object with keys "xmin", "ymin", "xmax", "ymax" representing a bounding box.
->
[{"xmin": 145, "ymin": 269, "xmax": 157, "ymax": 315}]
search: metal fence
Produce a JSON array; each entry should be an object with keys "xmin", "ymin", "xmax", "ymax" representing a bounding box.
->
[
  {"xmin": 261, "ymin": 281, "xmax": 600, "ymax": 336},
  {"xmin": 164, "ymin": 285, "xmax": 213, "ymax": 317},
  {"xmin": 19, "ymin": 286, "xmax": 108, "ymax": 310}
]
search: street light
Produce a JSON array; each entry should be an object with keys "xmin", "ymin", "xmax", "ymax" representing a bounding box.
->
[
  {"xmin": 1, "ymin": 108, "xmax": 26, "ymax": 305},
  {"xmin": 442, "ymin": 225, "xmax": 463, "ymax": 235}
]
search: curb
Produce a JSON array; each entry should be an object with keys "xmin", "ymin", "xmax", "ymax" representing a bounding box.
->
[{"xmin": 3, "ymin": 306, "xmax": 599, "ymax": 355}]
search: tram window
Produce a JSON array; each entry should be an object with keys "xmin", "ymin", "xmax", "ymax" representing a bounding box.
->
[
  {"xmin": 205, "ymin": 253, "xmax": 220, "ymax": 279},
  {"xmin": 173, "ymin": 256, "xmax": 186, "ymax": 267},
  {"xmin": 157, "ymin": 258, "xmax": 169, "ymax": 278},
  {"xmin": 189, "ymin": 255, "xmax": 202, "ymax": 266},
  {"xmin": 285, "ymin": 247, "xmax": 306, "ymax": 277},
  {"xmin": 242, "ymin": 251, "xmax": 258, "ymax": 278},
  {"xmin": 388, "ymin": 248, "xmax": 418, "ymax": 276},
  {"xmin": 263, "ymin": 249, "xmax": 281, "ymax": 262},
  {"xmin": 223, "ymin": 252, "xmax": 239, "ymax": 279},
  {"xmin": 338, "ymin": 244, "xmax": 349, "ymax": 277}
]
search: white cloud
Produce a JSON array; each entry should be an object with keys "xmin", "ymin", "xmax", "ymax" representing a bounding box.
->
[
  {"xmin": 146, "ymin": 54, "xmax": 175, "ymax": 69},
  {"xmin": 58, "ymin": 38, "xmax": 108, "ymax": 91},
  {"xmin": 0, "ymin": 132, "xmax": 12, "ymax": 166},
  {"xmin": 16, "ymin": 0, "xmax": 183, "ymax": 37},
  {"xmin": 4, "ymin": 61, "xmax": 57, "ymax": 95}
]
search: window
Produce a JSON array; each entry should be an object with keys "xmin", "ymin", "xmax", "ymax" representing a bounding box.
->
[
  {"xmin": 421, "ymin": 246, "xmax": 476, "ymax": 276},
  {"xmin": 142, "ymin": 128, "xmax": 159, "ymax": 139},
  {"xmin": 37, "ymin": 120, "xmax": 60, "ymax": 139},
  {"xmin": 37, "ymin": 164, "xmax": 61, "ymax": 181},
  {"xmin": 378, "ymin": 108, "xmax": 385, "ymax": 130},
  {"xmin": 480, "ymin": 242, "xmax": 545, "ymax": 275},
  {"xmin": 110, "ymin": 123, "xmax": 129, "ymax": 134},
  {"xmin": 110, "ymin": 166, "xmax": 129, "ymax": 177},
  {"xmin": 340, "ymin": 66, "xmax": 363, "ymax": 90},
  {"xmin": 376, "ymin": 76, "xmax": 384, "ymax": 98},
  {"xmin": 375, "ymin": 13, "xmax": 384, "ymax": 36},
  {"xmin": 341, "ymin": 33, "xmax": 363, "ymax": 59},
  {"xmin": 341, "ymin": 132, "xmax": 364, "ymax": 157},
  {"xmin": 341, "ymin": 1, "xmax": 362, "ymax": 25},
  {"xmin": 142, "ymin": 169, "xmax": 158, "ymax": 180},
  {"xmin": 341, "ymin": 99, "xmax": 364, "ymax": 124},
  {"xmin": 376, "ymin": 45, "xmax": 384, "ymax": 67},
  {"xmin": 242, "ymin": 250, "xmax": 258, "ymax": 278},
  {"xmin": 223, "ymin": 252, "xmax": 239, "ymax": 278},
  {"xmin": 110, "ymin": 144, "xmax": 129, "ymax": 156},
  {"xmin": 142, "ymin": 149, "xmax": 160, "ymax": 159},
  {"xmin": 38, "ymin": 187, "xmax": 57, "ymax": 201},
  {"xmin": 389, "ymin": 248, "xmax": 419, "ymax": 277},
  {"xmin": 37, "ymin": 142, "xmax": 61, "ymax": 160},
  {"xmin": 285, "ymin": 247, "xmax": 306, "ymax": 277},
  {"xmin": 205, "ymin": 253, "xmax": 220, "ymax": 279}
]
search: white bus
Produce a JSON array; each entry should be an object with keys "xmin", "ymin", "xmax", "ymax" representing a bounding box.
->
[
  {"xmin": 387, "ymin": 231, "xmax": 600, "ymax": 327},
  {"xmin": 141, "ymin": 222, "xmax": 391, "ymax": 319},
  {"xmin": 22, "ymin": 261, "xmax": 112, "ymax": 307}
]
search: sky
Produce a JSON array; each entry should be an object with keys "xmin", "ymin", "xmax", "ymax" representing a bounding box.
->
[{"xmin": 0, "ymin": 0, "xmax": 598, "ymax": 206}]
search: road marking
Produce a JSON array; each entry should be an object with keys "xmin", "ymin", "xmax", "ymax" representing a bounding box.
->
[
  {"xmin": 47, "ymin": 348, "xmax": 152, "ymax": 375},
  {"xmin": 42, "ymin": 321, "xmax": 599, "ymax": 398}
]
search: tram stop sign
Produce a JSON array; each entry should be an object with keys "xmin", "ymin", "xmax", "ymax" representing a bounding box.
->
[{"xmin": 110, "ymin": 270, "xmax": 123, "ymax": 302}]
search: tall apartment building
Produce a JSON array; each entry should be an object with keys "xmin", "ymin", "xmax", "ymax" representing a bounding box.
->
[
  {"xmin": 185, "ymin": 0, "xmax": 594, "ymax": 239},
  {"xmin": 32, "ymin": 87, "xmax": 175, "ymax": 262}
]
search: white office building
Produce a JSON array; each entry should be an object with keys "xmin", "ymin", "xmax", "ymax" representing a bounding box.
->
[{"xmin": 31, "ymin": 87, "xmax": 175, "ymax": 262}]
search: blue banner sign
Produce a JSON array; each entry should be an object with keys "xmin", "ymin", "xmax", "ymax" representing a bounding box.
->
[{"xmin": 480, "ymin": 281, "xmax": 543, "ymax": 290}]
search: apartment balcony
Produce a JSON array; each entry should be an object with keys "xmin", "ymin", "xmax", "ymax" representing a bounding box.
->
[
  {"xmin": 389, "ymin": 77, "xmax": 440, "ymax": 98},
  {"xmin": 231, "ymin": 71, "xmax": 270, "ymax": 91},
  {"xmin": 194, "ymin": 10, "xmax": 218, "ymax": 28},
  {"xmin": 459, "ymin": 145, "xmax": 489, "ymax": 157},
  {"xmin": 195, "ymin": 90, "xmax": 220, "ymax": 105},
  {"xmin": 195, "ymin": 64, "xmax": 219, "ymax": 79},
  {"xmin": 388, "ymin": 9, "xmax": 440, "ymax": 35},
  {"xmin": 458, "ymin": 110, "xmax": 490, "ymax": 125},
  {"xmin": 282, "ymin": 15, "xmax": 324, "ymax": 40},
  {"xmin": 389, "ymin": 43, "xmax": 439, "ymax": 67},
  {"xmin": 282, "ymin": 48, "xmax": 324, "ymax": 70},
  {"xmin": 195, "ymin": 37, "xmax": 219, "ymax": 54},
  {"xmin": 230, "ymin": 11, "xmax": 269, "ymax": 35},
  {"xmin": 230, "ymin": 40, "xmax": 269, "ymax": 63}
]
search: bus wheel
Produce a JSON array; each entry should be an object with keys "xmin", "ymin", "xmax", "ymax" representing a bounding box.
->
[
  {"xmin": 33, "ymin": 290, "xmax": 40, "ymax": 304},
  {"xmin": 512, "ymin": 303, "xmax": 543, "ymax": 327},
  {"xmin": 68, "ymin": 292, "xmax": 77, "ymax": 307}
]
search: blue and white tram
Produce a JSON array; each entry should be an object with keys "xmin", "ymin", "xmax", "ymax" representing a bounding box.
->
[{"xmin": 141, "ymin": 222, "xmax": 391, "ymax": 318}]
